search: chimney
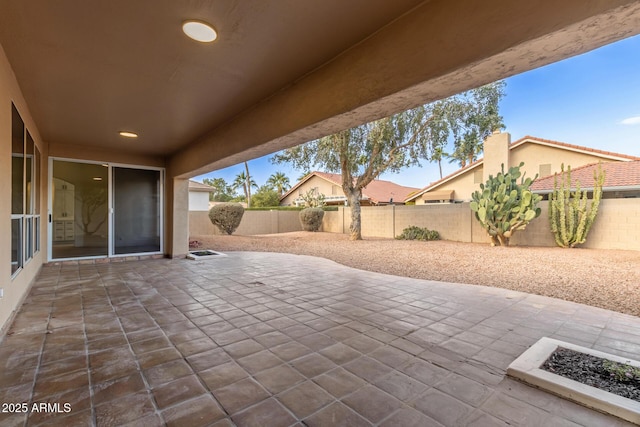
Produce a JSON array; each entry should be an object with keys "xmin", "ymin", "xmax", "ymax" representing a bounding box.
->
[{"xmin": 483, "ymin": 131, "xmax": 510, "ymax": 182}]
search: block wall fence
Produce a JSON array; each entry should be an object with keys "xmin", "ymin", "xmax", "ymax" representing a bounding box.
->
[{"xmin": 189, "ymin": 199, "xmax": 640, "ymax": 251}]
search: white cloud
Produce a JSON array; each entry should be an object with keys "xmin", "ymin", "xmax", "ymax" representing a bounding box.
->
[{"xmin": 621, "ymin": 116, "xmax": 640, "ymax": 125}]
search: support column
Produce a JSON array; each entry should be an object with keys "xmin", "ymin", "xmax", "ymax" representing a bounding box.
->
[{"xmin": 166, "ymin": 177, "xmax": 189, "ymax": 258}]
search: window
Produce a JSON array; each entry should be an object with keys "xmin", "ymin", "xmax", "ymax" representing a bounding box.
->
[
  {"xmin": 10, "ymin": 103, "xmax": 40, "ymax": 277},
  {"xmin": 539, "ymin": 164, "xmax": 552, "ymax": 178},
  {"xmin": 473, "ymin": 169, "xmax": 483, "ymax": 184}
]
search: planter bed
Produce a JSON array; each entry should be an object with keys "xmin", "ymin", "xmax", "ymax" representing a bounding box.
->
[{"xmin": 507, "ymin": 337, "xmax": 640, "ymax": 424}]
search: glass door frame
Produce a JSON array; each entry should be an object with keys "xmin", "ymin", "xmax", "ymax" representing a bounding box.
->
[{"xmin": 48, "ymin": 157, "xmax": 165, "ymax": 261}]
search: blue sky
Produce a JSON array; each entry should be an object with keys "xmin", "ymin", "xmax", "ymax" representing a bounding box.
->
[{"xmin": 195, "ymin": 34, "xmax": 640, "ymax": 190}]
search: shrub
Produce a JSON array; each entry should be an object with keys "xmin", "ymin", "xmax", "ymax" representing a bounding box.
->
[
  {"xmin": 549, "ymin": 164, "xmax": 605, "ymax": 248},
  {"xmin": 299, "ymin": 207, "xmax": 324, "ymax": 232},
  {"xmin": 603, "ymin": 359, "xmax": 640, "ymax": 382},
  {"xmin": 470, "ymin": 162, "xmax": 541, "ymax": 246},
  {"xmin": 208, "ymin": 203, "xmax": 244, "ymax": 235},
  {"xmin": 395, "ymin": 226, "xmax": 440, "ymax": 241}
]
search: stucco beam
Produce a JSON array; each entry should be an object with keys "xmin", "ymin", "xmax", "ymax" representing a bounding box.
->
[{"xmin": 169, "ymin": 0, "xmax": 640, "ymax": 179}]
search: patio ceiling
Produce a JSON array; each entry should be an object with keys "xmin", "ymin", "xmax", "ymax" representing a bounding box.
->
[{"xmin": 1, "ymin": 1, "xmax": 640, "ymax": 177}]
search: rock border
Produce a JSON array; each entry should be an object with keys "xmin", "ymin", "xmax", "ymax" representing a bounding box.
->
[{"xmin": 507, "ymin": 337, "xmax": 640, "ymax": 424}]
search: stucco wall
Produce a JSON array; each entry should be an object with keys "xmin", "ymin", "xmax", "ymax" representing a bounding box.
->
[
  {"xmin": 510, "ymin": 142, "xmax": 619, "ymax": 181},
  {"xmin": 281, "ymin": 176, "xmax": 343, "ymax": 206},
  {"xmin": 415, "ymin": 166, "xmax": 483, "ymax": 204},
  {"xmin": 416, "ymin": 140, "xmax": 626, "ymax": 205},
  {"xmin": 0, "ymin": 44, "xmax": 47, "ymax": 333},
  {"xmin": 189, "ymin": 191, "xmax": 210, "ymax": 211}
]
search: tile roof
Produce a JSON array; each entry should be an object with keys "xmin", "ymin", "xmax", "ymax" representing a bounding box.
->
[
  {"xmin": 531, "ymin": 160, "xmax": 640, "ymax": 192},
  {"xmin": 405, "ymin": 135, "xmax": 640, "ymax": 202},
  {"xmin": 188, "ymin": 180, "xmax": 215, "ymax": 192},
  {"xmin": 282, "ymin": 171, "xmax": 419, "ymax": 204}
]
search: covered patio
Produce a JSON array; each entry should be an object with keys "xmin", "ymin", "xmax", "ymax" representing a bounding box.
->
[{"xmin": 1, "ymin": 252, "xmax": 638, "ymax": 426}]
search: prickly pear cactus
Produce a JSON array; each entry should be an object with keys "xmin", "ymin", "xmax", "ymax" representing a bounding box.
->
[{"xmin": 470, "ymin": 162, "xmax": 542, "ymax": 246}]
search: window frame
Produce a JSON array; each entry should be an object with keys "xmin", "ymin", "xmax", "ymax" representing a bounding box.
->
[{"xmin": 10, "ymin": 103, "xmax": 40, "ymax": 279}]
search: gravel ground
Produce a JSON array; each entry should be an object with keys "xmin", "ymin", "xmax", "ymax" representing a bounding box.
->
[{"xmin": 190, "ymin": 232, "xmax": 640, "ymax": 317}]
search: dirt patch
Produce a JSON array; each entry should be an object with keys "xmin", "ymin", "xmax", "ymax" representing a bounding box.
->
[{"xmin": 191, "ymin": 232, "xmax": 640, "ymax": 317}]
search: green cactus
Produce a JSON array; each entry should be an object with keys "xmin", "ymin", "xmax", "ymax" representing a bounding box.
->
[
  {"xmin": 549, "ymin": 164, "xmax": 604, "ymax": 248},
  {"xmin": 470, "ymin": 162, "xmax": 542, "ymax": 246}
]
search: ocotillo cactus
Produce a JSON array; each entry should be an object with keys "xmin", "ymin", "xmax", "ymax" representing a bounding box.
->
[
  {"xmin": 549, "ymin": 164, "xmax": 605, "ymax": 248},
  {"xmin": 470, "ymin": 162, "xmax": 542, "ymax": 246}
]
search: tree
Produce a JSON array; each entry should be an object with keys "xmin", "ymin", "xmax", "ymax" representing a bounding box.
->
[
  {"xmin": 273, "ymin": 81, "xmax": 506, "ymax": 240},
  {"xmin": 232, "ymin": 171, "xmax": 257, "ymax": 207},
  {"xmin": 445, "ymin": 81, "xmax": 506, "ymax": 167},
  {"xmin": 202, "ymin": 177, "xmax": 233, "ymax": 202},
  {"xmin": 297, "ymin": 170, "xmax": 312, "ymax": 181},
  {"xmin": 267, "ymin": 172, "xmax": 291, "ymax": 197},
  {"xmin": 251, "ymin": 185, "xmax": 281, "ymax": 207}
]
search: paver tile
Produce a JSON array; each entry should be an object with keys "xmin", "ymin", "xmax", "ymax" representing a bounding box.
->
[
  {"xmin": 236, "ymin": 350, "xmax": 283, "ymax": 374},
  {"xmin": 375, "ymin": 371, "xmax": 429, "ymax": 402},
  {"xmin": 269, "ymin": 341, "xmax": 312, "ymax": 361},
  {"xmin": 342, "ymin": 385, "xmax": 402, "ymax": 423},
  {"xmin": 254, "ymin": 364, "xmax": 305, "ymax": 394},
  {"xmin": 161, "ymin": 394, "xmax": 226, "ymax": 427},
  {"xmin": 290, "ymin": 353, "xmax": 337, "ymax": 378},
  {"xmin": 213, "ymin": 377, "xmax": 270, "ymax": 414},
  {"xmin": 278, "ymin": 380, "xmax": 334, "ymax": 418},
  {"xmin": 304, "ymin": 402, "xmax": 371, "ymax": 427},
  {"xmin": 379, "ymin": 408, "xmax": 444, "ymax": 427},
  {"xmin": 313, "ymin": 368, "xmax": 366, "ymax": 398},
  {"xmin": 319, "ymin": 343, "xmax": 361, "ymax": 365},
  {"xmin": 413, "ymin": 388, "xmax": 474, "ymax": 426},
  {"xmin": 232, "ymin": 398, "xmax": 296, "ymax": 427},
  {"xmin": 152, "ymin": 375, "xmax": 207, "ymax": 409}
]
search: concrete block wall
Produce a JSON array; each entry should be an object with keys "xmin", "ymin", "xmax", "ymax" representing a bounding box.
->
[
  {"xmin": 394, "ymin": 204, "xmax": 472, "ymax": 242},
  {"xmin": 189, "ymin": 210, "xmax": 303, "ymax": 236},
  {"xmin": 360, "ymin": 206, "xmax": 395, "ymax": 238},
  {"xmin": 577, "ymin": 199, "xmax": 640, "ymax": 250},
  {"xmin": 189, "ymin": 200, "xmax": 640, "ymax": 251},
  {"xmin": 322, "ymin": 210, "xmax": 346, "ymax": 234}
]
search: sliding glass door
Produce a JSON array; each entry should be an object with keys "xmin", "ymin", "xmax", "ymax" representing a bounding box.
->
[
  {"xmin": 50, "ymin": 159, "xmax": 163, "ymax": 260},
  {"xmin": 113, "ymin": 167, "xmax": 161, "ymax": 255},
  {"xmin": 51, "ymin": 160, "xmax": 108, "ymax": 259}
]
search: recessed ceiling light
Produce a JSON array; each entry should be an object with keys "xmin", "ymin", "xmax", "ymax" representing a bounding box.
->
[
  {"xmin": 92, "ymin": 177, "xmax": 103, "ymax": 181},
  {"xmin": 183, "ymin": 20, "xmax": 217, "ymax": 43},
  {"xmin": 119, "ymin": 131, "xmax": 138, "ymax": 138}
]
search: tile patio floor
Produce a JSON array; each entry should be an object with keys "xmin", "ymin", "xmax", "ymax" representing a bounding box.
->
[{"xmin": 1, "ymin": 252, "xmax": 639, "ymax": 427}]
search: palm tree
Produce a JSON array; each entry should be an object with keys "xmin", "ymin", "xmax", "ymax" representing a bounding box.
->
[
  {"xmin": 232, "ymin": 171, "xmax": 257, "ymax": 207},
  {"xmin": 431, "ymin": 145, "xmax": 447, "ymax": 179},
  {"xmin": 267, "ymin": 172, "xmax": 290, "ymax": 197}
]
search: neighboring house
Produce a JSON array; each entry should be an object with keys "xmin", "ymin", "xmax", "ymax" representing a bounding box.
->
[
  {"xmin": 531, "ymin": 160, "xmax": 640, "ymax": 199},
  {"xmin": 280, "ymin": 172, "xmax": 420, "ymax": 206},
  {"xmin": 189, "ymin": 180, "xmax": 215, "ymax": 211},
  {"xmin": 406, "ymin": 133, "xmax": 640, "ymax": 204}
]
